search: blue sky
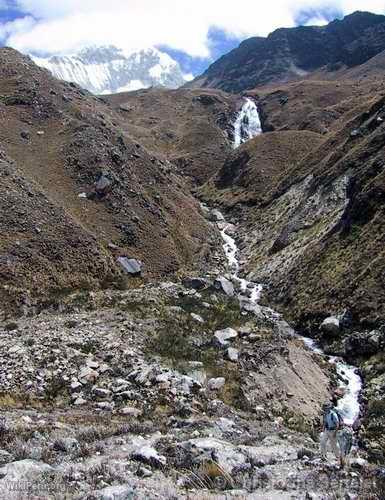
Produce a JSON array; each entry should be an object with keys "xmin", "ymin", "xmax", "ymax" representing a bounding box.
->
[{"xmin": 0, "ymin": 1, "xmax": 383, "ymax": 75}]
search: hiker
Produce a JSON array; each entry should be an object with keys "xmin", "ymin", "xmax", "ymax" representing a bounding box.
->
[
  {"xmin": 320, "ymin": 401, "xmax": 343, "ymax": 461},
  {"xmin": 336, "ymin": 426, "xmax": 353, "ymax": 469}
]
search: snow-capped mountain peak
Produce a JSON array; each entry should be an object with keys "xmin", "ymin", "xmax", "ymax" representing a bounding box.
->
[{"xmin": 32, "ymin": 45, "xmax": 186, "ymax": 94}]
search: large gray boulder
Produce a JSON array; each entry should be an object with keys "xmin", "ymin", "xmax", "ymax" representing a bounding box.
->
[
  {"xmin": 214, "ymin": 276, "xmax": 235, "ymax": 297},
  {"xmin": 0, "ymin": 459, "xmax": 53, "ymax": 487},
  {"xmin": 208, "ymin": 209, "xmax": 225, "ymax": 222},
  {"xmin": 93, "ymin": 485, "xmax": 135, "ymax": 500},
  {"xmin": 117, "ymin": 257, "xmax": 142, "ymax": 276},
  {"xmin": 214, "ymin": 327, "xmax": 238, "ymax": 347},
  {"xmin": 320, "ymin": 316, "xmax": 340, "ymax": 336}
]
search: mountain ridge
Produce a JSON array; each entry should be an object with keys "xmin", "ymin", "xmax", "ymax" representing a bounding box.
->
[{"xmin": 188, "ymin": 11, "xmax": 385, "ymax": 92}]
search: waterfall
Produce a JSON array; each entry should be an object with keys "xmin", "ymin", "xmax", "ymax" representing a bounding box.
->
[{"xmin": 233, "ymin": 97, "xmax": 262, "ymax": 148}]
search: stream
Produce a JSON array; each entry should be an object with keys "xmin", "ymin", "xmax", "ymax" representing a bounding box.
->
[{"xmin": 219, "ymin": 217, "xmax": 362, "ymax": 426}]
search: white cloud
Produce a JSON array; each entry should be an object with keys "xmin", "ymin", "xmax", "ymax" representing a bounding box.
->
[{"xmin": 2, "ymin": 1, "xmax": 385, "ymax": 57}]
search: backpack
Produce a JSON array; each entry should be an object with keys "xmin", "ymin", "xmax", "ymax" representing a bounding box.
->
[{"xmin": 325, "ymin": 409, "xmax": 340, "ymax": 431}]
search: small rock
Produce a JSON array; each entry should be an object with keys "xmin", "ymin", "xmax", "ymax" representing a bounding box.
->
[
  {"xmin": 95, "ymin": 402, "xmax": 114, "ymax": 411},
  {"xmin": 70, "ymin": 381, "xmax": 83, "ymax": 392},
  {"xmin": 120, "ymin": 407, "xmax": 142, "ymax": 417},
  {"xmin": 182, "ymin": 277, "xmax": 210, "ymax": 290},
  {"xmin": 137, "ymin": 466, "xmax": 152, "ymax": 478},
  {"xmin": 78, "ymin": 366, "xmax": 99, "ymax": 384},
  {"xmin": 208, "ymin": 377, "xmax": 226, "ymax": 390},
  {"xmin": 226, "ymin": 347, "xmax": 239, "ymax": 362},
  {"xmin": 297, "ymin": 448, "xmax": 315, "ymax": 460},
  {"xmin": 54, "ymin": 438, "xmax": 80, "ymax": 454},
  {"xmin": 131, "ymin": 446, "xmax": 166, "ymax": 468},
  {"xmin": 92, "ymin": 387, "xmax": 112, "ymax": 399},
  {"xmin": 190, "ymin": 313, "xmax": 204, "ymax": 323},
  {"xmin": 74, "ymin": 396, "xmax": 87, "ymax": 406},
  {"xmin": 0, "ymin": 450, "xmax": 13, "ymax": 466}
]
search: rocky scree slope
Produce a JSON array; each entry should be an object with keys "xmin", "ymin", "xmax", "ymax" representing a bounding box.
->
[
  {"xmin": 0, "ymin": 48, "xmax": 218, "ymax": 314},
  {"xmin": 0, "ymin": 269, "xmax": 374, "ymax": 499},
  {"xmin": 105, "ymin": 87, "xmax": 239, "ymax": 185},
  {"xmin": 188, "ymin": 11, "xmax": 385, "ymax": 93}
]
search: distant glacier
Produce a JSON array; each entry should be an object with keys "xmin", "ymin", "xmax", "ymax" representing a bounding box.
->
[{"xmin": 33, "ymin": 45, "xmax": 190, "ymax": 95}]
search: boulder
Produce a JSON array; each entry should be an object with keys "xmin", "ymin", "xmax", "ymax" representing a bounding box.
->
[
  {"xmin": 208, "ymin": 209, "xmax": 225, "ymax": 222},
  {"xmin": 274, "ymin": 320, "xmax": 295, "ymax": 338},
  {"xmin": 190, "ymin": 313, "xmax": 204, "ymax": 323},
  {"xmin": 320, "ymin": 316, "xmax": 340, "ymax": 336},
  {"xmin": 214, "ymin": 327, "xmax": 238, "ymax": 347},
  {"xmin": 93, "ymin": 485, "xmax": 135, "ymax": 500},
  {"xmin": 131, "ymin": 446, "xmax": 166, "ymax": 468},
  {"xmin": 182, "ymin": 277, "xmax": 210, "ymax": 290},
  {"xmin": 78, "ymin": 366, "xmax": 99, "ymax": 384},
  {"xmin": 226, "ymin": 347, "xmax": 239, "ymax": 362},
  {"xmin": 95, "ymin": 174, "xmax": 112, "ymax": 193},
  {"xmin": 117, "ymin": 257, "xmax": 142, "ymax": 276},
  {"xmin": 344, "ymin": 331, "xmax": 382, "ymax": 357},
  {"xmin": 0, "ymin": 450, "xmax": 13, "ymax": 466},
  {"xmin": 208, "ymin": 377, "xmax": 226, "ymax": 390},
  {"xmin": 214, "ymin": 276, "xmax": 235, "ymax": 297},
  {"xmin": 0, "ymin": 459, "xmax": 52, "ymax": 482}
]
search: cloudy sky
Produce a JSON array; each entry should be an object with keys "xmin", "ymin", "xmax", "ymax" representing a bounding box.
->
[{"xmin": 0, "ymin": 1, "xmax": 385, "ymax": 74}]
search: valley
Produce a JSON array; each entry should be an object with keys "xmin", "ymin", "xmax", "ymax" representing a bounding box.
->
[{"xmin": 0, "ymin": 9, "xmax": 385, "ymax": 499}]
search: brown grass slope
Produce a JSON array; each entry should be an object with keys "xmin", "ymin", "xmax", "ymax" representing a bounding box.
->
[
  {"xmin": 105, "ymin": 87, "xmax": 238, "ymax": 184},
  {"xmin": 0, "ymin": 48, "xmax": 216, "ymax": 312},
  {"xmin": 252, "ymin": 77, "xmax": 384, "ymax": 135},
  {"xmin": 199, "ymin": 130, "xmax": 323, "ymax": 207},
  {"xmin": 199, "ymin": 67, "xmax": 385, "ymax": 325}
]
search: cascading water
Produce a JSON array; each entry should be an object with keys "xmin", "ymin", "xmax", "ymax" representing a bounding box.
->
[
  {"xmin": 218, "ymin": 217, "xmax": 362, "ymax": 426},
  {"xmin": 233, "ymin": 97, "xmax": 262, "ymax": 148}
]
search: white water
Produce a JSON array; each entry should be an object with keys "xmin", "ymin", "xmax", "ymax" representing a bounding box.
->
[
  {"xmin": 233, "ymin": 98, "xmax": 262, "ymax": 148},
  {"xmin": 220, "ymin": 223, "xmax": 262, "ymax": 304},
  {"xmin": 219, "ymin": 219, "xmax": 362, "ymax": 426}
]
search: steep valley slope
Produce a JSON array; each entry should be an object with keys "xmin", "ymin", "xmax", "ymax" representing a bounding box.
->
[
  {"xmin": 105, "ymin": 87, "xmax": 239, "ymax": 184},
  {"xmin": 0, "ymin": 48, "xmax": 223, "ymax": 314}
]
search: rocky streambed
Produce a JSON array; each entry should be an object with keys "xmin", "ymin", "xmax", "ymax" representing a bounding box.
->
[
  {"xmin": 0, "ymin": 205, "xmax": 381, "ymax": 498},
  {"xmin": 216, "ymin": 211, "xmax": 363, "ymax": 427}
]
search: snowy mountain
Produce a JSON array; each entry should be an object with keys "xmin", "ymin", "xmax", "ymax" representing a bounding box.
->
[{"xmin": 32, "ymin": 46, "xmax": 188, "ymax": 94}]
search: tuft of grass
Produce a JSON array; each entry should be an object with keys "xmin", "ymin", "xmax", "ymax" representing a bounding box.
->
[
  {"xmin": 4, "ymin": 321, "xmax": 19, "ymax": 331},
  {"xmin": 368, "ymin": 398, "xmax": 385, "ymax": 417}
]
